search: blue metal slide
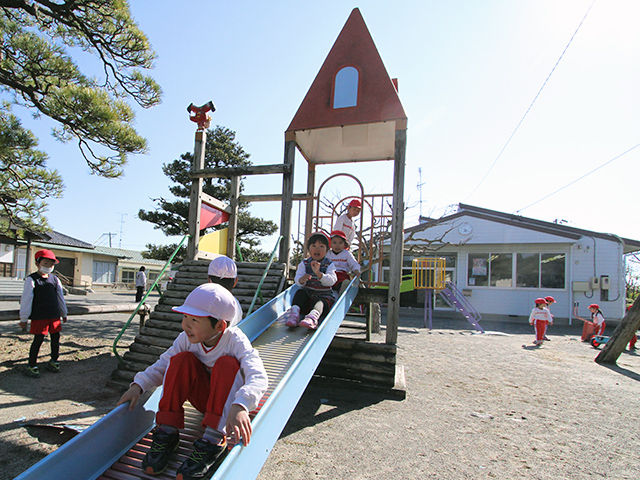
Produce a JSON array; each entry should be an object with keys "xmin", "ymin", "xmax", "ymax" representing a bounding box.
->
[{"xmin": 15, "ymin": 279, "xmax": 360, "ymax": 480}]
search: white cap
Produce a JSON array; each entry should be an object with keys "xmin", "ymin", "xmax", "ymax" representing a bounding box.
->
[
  {"xmin": 208, "ymin": 255, "xmax": 237, "ymax": 279},
  {"xmin": 172, "ymin": 283, "xmax": 237, "ymax": 322}
]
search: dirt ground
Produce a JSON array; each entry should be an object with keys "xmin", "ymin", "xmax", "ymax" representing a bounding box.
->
[{"xmin": 1, "ymin": 295, "xmax": 640, "ymax": 479}]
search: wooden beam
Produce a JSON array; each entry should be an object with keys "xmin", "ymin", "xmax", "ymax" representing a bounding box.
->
[
  {"xmin": 239, "ymin": 193, "xmax": 311, "ymax": 203},
  {"xmin": 191, "ymin": 164, "xmax": 292, "ymax": 179},
  {"xmin": 595, "ymin": 300, "xmax": 640, "ymax": 364},
  {"xmin": 386, "ymin": 128, "xmax": 407, "ymax": 346},
  {"xmin": 187, "ymin": 130, "xmax": 206, "ymax": 260},
  {"xmin": 226, "ymin": 175, "xmax": 240, "ymax": 260},
  {"xmin": 279, "ymin": 141, "xmax": 296, "ymax": 264},
  {"xmin": 201, "ymin": 192, "xmax": 231, "ymax": 214}
]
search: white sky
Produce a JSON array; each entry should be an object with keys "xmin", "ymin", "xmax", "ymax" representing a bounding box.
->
[{"xmin": 18, "ymin": 0, "xmax": 640, "ymax": 252}]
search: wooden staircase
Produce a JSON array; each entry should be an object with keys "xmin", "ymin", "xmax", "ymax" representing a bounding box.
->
[{"xmin": 109, "ymin": 260, "xmax": 287, "ymax": 389}]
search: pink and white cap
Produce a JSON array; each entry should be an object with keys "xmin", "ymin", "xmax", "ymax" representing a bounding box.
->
[
  {"xmin": 172, "ymin": 283, "xmax": 237, "ymax": 322},
  {"xmin": 208, "ymin": 255, "xmax": 237, "ymax": 278}
]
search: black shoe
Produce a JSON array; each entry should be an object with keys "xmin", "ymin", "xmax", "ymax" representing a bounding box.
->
[
  {"xmin": 25, "ymin": 366, "xmax": 41, "ymax": 378},
  {"xmin": 46, "ymin": 360, "xmax": 61, "ymax": 373},
  {"xmin": 141, "ymin": 427, "xmax": 180, "ymax": 475},
  {"xmin": 176, "ymin": 438, "xmax": 227, "ymax": 480}
]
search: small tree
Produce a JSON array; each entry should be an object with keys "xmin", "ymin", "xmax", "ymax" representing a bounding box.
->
[{"xmin": 139, "ymin": 126, "xmax": 277, "ymax": 262}]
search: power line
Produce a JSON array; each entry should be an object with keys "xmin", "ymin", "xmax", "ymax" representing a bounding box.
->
[
  {"xmin": 514, "ymin": 141, "xmax": 640, "ymax": 214},
  {"xmin": 464, "ymin": 0, "xmax": 597, "ymax": 202}
]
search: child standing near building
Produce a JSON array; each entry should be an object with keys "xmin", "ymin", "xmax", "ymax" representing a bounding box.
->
[
  {"xmin": 543, "ymin": 296, "xmax": 556, "ymax": 341},
  {"xmin": 208, "ymin": 255, "xmax": 243, "ymax": 326},
  {"xmin": 326, "ymin": 230, "xmax": 360, "ymax": 296},
  {"xmin": 117, "ymin": 283, "xmax": 268, "ymax": 479},
  {"xmin": 281, "ymin": 232, "xmax": 337, "ymax": 330},
  {"xmin": 529, "ymin": 298, "xmax": 553, "ymax": 345},
  {"xmin": 19, "ymin": 249, "xmax": 68, "ymax": 378},
  {"xmin": 589, "ymin": 303, "xmax": 606, "ymax": 336}
]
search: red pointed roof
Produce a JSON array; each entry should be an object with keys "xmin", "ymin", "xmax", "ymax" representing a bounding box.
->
[{"xmin": 287, "ymin": 8, "xmax": 407, "ymax": 134}]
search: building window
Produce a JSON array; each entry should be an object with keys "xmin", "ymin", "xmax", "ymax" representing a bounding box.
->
[
  {"xmin": 121, "ymin": 269, "xmax": 135, "ymax": 283},
  {"xmin": 93, "ymin": 261, "xmax": 116, "ymax": 284},
  {"xmin": 490, "ymin": 253, "xmax": 513, "ymax": 287},
  {"xmin": 468, "ymin": 253, "xmax": 489, "ymax": 286},
  {"xmin": 333, "ymin": 66, "xmax": 359, "ymax": 108},
  {"xmin": 541, "ymin": 253, "xmax": 565, "ymax": 289},
  {"xmin": 467, "ymin": 253, "xmax": 513, "ymax": 287},
  {"xmin": 515, "ymin": 253, "xmax": 566, "ymax": 289}
]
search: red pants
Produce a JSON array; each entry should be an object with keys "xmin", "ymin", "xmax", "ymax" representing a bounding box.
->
[
  {"xmin": 594, "ymin": 322, "xmax": 606, "ymax": 336},
  {"xmin": 156, "ymin": 352, "xmax": 240, "ymax": 431},
  {"xmin": 630, "ymin": 334, "xmax": 638, "ymax": 348},
  {"xmin": 534, "ymin": 320, "xmax": 549, "ymax": 342}
]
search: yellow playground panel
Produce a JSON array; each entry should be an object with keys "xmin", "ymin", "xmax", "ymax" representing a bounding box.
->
[{"xmin": 412, "ymin": 257, "xmax": 446, "ymax": 290}]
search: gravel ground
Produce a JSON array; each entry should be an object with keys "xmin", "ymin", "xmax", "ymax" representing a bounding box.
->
[{"xmin": 1, "ymin": 292, "xmax": 639, "ymax": 479}]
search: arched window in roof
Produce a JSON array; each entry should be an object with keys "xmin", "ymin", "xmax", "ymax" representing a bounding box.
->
[{"xmin": 333, "ymin": 66, "xmax": 359, "ymax": 109}]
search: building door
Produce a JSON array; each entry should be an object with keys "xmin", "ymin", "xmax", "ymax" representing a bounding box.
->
[{"xmin": 56, "ymin": 257, "xmax": 75, "ymax": 286}]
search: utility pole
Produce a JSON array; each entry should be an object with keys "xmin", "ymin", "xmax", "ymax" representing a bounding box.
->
[
  {"xmin": 103, "ymin": 233, "xmax": 117, "ymax": 248},
  {"xmin": 117, "ymin": 213, "xmax": 127, "ymax": 247},
  {"xmin": 417, "ymin": 167, "xmax": 425, "ymax": 218}
]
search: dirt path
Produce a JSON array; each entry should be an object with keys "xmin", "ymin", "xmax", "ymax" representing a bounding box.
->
[{"xmin": 1, "ymin": 304, "xmax": 639, "ymax": 479}]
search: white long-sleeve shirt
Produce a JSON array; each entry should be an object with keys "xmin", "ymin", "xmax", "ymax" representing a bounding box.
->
[
  {"xmin": 529, "ymin": 307, "xmax": 553, "ymax": 325},
  {"xmin": 132, "ymin": 328, "xmax": 268, "ymax": 413},
  {"xmin": 326, "ymin": 249, "xmax": 360, "ymax": 274},
  {"xmin": 333, "ymin": 213, "xmax": 355, "ymax": 245}
]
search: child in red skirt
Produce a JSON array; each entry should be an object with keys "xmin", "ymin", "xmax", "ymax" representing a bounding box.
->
[
  {"xmin": 19, "ymin": 249, "xmax": 68, "ymax": 378},
  {"xmin": 117, "ymin": 283, "xmax": 268, "ymax": 479}
]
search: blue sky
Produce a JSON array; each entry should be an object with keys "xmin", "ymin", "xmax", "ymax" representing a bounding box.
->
[{"xmin": 19, "ymin": 0, "xmax": 640, "ymax": 251}]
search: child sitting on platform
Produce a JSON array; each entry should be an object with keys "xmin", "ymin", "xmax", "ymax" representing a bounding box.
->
[
  {"xmin": 281, "ymin": 232, "xmax": 337, "ymax": 330},
  {"xmin": 326, "ymin": 230, "xmax": 360, "ymax": 296},
  {"xmin": 117, "ymin": 283, "xmax": 268, "ymax": 480}
]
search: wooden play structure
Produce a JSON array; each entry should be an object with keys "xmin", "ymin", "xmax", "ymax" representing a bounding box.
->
[{"xmin": 185, "ymin": 7, "xmax": 408, "ymax": 346}]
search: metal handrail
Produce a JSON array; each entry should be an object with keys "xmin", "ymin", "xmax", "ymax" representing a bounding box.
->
[
  {"xmin": 246, "ymin": 236, "xmax": 283, "ymax": 316},
  {"xmin": 112, "ymin": 234, "xmax": 190, "ymax": 362}
]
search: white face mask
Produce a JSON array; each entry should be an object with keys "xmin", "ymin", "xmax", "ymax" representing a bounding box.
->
[{"xmin": 39, "ymin": 265, "xmax": 54, "ymax": 274}]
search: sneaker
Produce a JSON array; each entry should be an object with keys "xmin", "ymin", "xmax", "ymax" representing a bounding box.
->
[
  {"xmin": 284, "ymin": 306, "xmax": 301, "ymax": 328},
  {"xmin": 299, "ymin": 310, "xmax": 319, "ymax": 330},
  {"xmin": 176, "ymin": 437, "xmax": 227, "ymax": 480},
  {"xmin": 543, "ymin": 336, "xmax": 551, "ymax": 341},
  {"xmin": 46, "ymin": 360, "xmax": 61, "ymax": 373},
  {"xmin": 25, "ymin": 366, "xmax": 40, "ymax": 378},
  {"xmin": 141, "ymin": 426, "xmax": 180, "ymax": 475}
]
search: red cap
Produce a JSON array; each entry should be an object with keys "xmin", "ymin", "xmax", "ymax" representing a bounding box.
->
[
  {"xmin": 348, "ymin": 199, "xmax": 362, "ymax": 208},
  {"xmin": 34, "ymin": 249, "xmax": 59, "ymax": 264},
  {"xmin": 308, "ymin": 231, "xmax": 330, "ymax": 243},
  {"xmin": 544, "ymin": 296, "xmax": 556, "ymax": 304},
  {"xmin": 330, "ymin": 230, "xmax": 348, "ymax": 242},
  {"xmin": 534, "ymin": 298, "xmax": 548, "ymax": 305},
  {"xmin": 589, "ymin": 304, "xmax": 600, "ymax": 310}
]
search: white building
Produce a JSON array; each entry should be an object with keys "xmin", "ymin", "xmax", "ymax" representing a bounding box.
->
[{"xmin": 400, "ymin": 204, "xmax": 640, "ymax": 323}]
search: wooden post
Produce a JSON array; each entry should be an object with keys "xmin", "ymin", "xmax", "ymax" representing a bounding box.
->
[
  {"xmin": 386, "ymin": 128, "xmax": 406, "ymax": 345},
  {"xmin": 595, "ymin": 300, "xmax": 640, "ymax": 364},
  {"xmin": 187, "ymin": 130, "xmax": 207, "ymax": 260},
  {"xmin": 279, "ymin": 139, "xmax": 296, "ymax": 265},
  {"xmin": 227, "ymin": 175, "xmax": 240, "ymax": 259},
  {"xmin": 305, "ymin": 162, "xmax": 316, "ymax": 239}
]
